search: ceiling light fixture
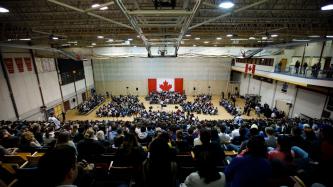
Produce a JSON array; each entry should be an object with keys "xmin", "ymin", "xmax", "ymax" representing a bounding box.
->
[
  {"xmin": 219, "ymin": 0, "xmax": 235, "ymax": 9},
  {"xmin": 292, "ymin": 39, "xmax": 310, "ymax": 42},
  {"xmin": 262, "ymin": 36, "xmax": 268, "ymax": 40},
  {"xmin": 271, "ymin": 34, "xmax": 278, "ymax": 37},
  {"xmin": 321, "ymin": 4, "xmax": 333, "ymax": 10},
  {"xmin": 216, "ymin": 37, "xmax": 222, "ymax": 40},
  {"xmin": 106, "ymin": 39, "xmax": 114, "ymax": 42},
  {"xmin": 226, "ymin": 34, "xmax": 233, "ymax": 37},
  {"xmin": 214, "ymin": 45, "xmax": 217, "ymax": 47},
  {"xmin": 100, "ymin": 6, "xmax": 108, "ymax": 10},
  {"xmin": 0, "ymin": 7, "xmax": 9, "ymax": 13},
  {"xmin": 97, "ymin": 36, "xmax": 104, "ymax": 39},
  {"xmin": 91, "ymin": 4, "xmax": 100, "ymax": 8},
  {"xmin": 308, "ymin": 35, "xmax": 320, "ymax": 38},
  {"xmin": 257, "ymin": 40, "xmax": 273, "ymax": 43},
  {"xmin": 230, "ymin": 38, "xmax": 248, "ymax": 41},
  {"xmin": 204, "ymin": 41, "xmax": 209, "ymax": 44},
  {"xmin": 249, "ymin": 37, "xmax": 256, "ymax": 40},
  {"xmin": 91, "ymin": 42, "xmax": 96, "ymax": 46},
  {"xmin": 52, "ymin": 36, "xmax": 59, "ymax": 40},
  {"xmin": 195, "ymin": 37, "xmax": 200, "ymax": 40},
  {"xmin": 19, "ymin": 38, "xmax": 31, "ymax": 41},
  {"xmin": 185, "ymin": 34, "xmax": 191, "ymax": 37},
  {"xmin": 193, "ymin": 44, "xmax": 197, "ymax": 47},
  {"xmin": 136, "ymin": 35, "xmax": 140, "ymax": 38},
  {"xmin": 326, "ymin": 35, "xmax": 333, "ymax": 38},
  {"xmin": 128, "ymin": 38, "xmax": 133, "ymax": 41}
]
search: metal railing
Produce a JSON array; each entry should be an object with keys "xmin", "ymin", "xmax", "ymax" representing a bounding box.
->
[{"xmin": 274, "ymin": 65, "xmax": 333, "ymax": 80}]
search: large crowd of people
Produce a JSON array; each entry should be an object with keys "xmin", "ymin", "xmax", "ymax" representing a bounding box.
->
[
  {"xmin": 146, "ymin": 91, "xmax": 187, "ymax": 104},
  {"xmin": 96, "ymin": 95, "xmax": 145, "ymax": 117},
  {"xmin": 1, "ymin": 116, "xmax": 333, "ymax": 187},
  {"xmin": 77, "ymin": 95, "xmax": 105, "ymax": 114},
  {"xmin": 1, "ymin": 92, "xmax": 333, "ymax": 187},
  {"xmin": 181, "ymin": 94, "xmax": 218, "ymax": 115}
]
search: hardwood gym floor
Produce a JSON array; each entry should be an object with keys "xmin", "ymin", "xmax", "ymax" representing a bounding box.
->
[{"xmin": 66, "ymin": 96, "xmax": 259, "ymax": 121}]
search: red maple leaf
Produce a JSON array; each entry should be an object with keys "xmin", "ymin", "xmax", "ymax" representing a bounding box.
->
[
  {"xmin": 248, "ymin": 66, "xmax": 252, "ymax": 71},
  {"xmin": 159, "ymin": 80, "xmax": 172, "ymax": 91}
]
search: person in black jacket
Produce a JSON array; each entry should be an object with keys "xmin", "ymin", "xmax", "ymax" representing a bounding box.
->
[{"xmin": 76, "ymin": 128, "xmax": 105, "ymax": 162}]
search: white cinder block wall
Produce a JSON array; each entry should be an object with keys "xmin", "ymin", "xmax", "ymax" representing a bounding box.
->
[{"xmin": 0, "ymin": 47, "xmax": 94, "ymax": 120}]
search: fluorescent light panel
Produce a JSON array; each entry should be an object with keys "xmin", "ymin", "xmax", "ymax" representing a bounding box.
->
[
  {"xmin": 292, "ymin": 39, "xmax": 310, "ymax": 42},
  {"xmin": 91, "ymin": 4, "xmax": 100, "ymax": 8},
  {"xmin": 219, "ymin": 1, "xmax": 235, "ymax": 9},
  {"xmin": 0, "ymin": 7, "xmax": 9, "ymax": 13},
  {"xmin": 100, "ymin": 6, "xmax": 108, "ymax": 10},
  {"xmin": 321, "ymin": 4, "xmax": 333, "ymax": 10},
  {"xmin": 230, "ymin": 38, "xmax": 248, "ymax": 41}
]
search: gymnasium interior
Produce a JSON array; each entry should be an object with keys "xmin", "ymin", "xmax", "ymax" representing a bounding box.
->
[{"xmin": 0, "ymin": 0, "xmax": 333, "ymax": 187}]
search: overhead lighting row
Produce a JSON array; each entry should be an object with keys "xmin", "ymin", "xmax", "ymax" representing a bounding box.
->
[{"xmin": 91, "ymin": 4, "xmax": 108, "ymax": 10}]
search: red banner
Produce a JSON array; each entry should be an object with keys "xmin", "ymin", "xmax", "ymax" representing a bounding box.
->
[
  {"xmin": 4, "ymin": 58, "xmax": 14, "ymax": 74},
  {"xmin": 24, "ymin": 57, "xmax": 33, "ymax": 71},
  {"xmin": 15, "ymin": 58, "xmax": 24, "ymax": 72}
]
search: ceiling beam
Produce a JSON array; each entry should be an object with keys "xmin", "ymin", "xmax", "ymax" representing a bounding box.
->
[
  {"xmin": 115, "ymin": 0, "xmax": 150, "ymax": 54},
  {"xmin": 175, "ymin": 0, "xmax": 202, "ymax": 53},
  {"xmin": 128, "ymin": 10, "xmax": 193, "ymax": 16},
  {"xmin": 47, "ymin": 0, "xmax": 133, "ymax": 29},
  {"xmin": 189, "ymin": 0, "xmax": 270, "ymax": 30}
]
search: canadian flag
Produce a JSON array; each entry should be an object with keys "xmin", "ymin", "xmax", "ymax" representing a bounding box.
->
[
  {"xmin": 148, "ymin": 78, "xmax": 183, "ymax": 94},
  {"xmin": 245, "ymin": 63, "xmax": 256, "ymax": 75}
]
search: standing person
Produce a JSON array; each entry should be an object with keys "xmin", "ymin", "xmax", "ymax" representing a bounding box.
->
[
  {"xmin": 62, "ymin": 111, "xmax": 66, "ymax": 122},
  {"xmin": 48, "ymin": 112, "xmax": 61, "ymax": 130},
  {"xmin": 326, "ymin": 64, "xmax": 333, "ymax": 78},
  {"xmin": 302, "ymin": 62, "xmax": 308, "ymax": 75},
  {"xmin": 295, "ymin": 60, "xmax": 300, "ymax": 74}
]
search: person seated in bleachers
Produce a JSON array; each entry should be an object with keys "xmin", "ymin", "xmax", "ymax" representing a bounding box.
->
[
  {"xmin": 56, "ymin": 130, "xmax": 77, "ymax": 155},
  {"xmin": 144, "ymin": 132, "xmax": 177, "ymax": 187},
  {"xmin": 20, "ymin": 131, "xmax": 42, "ymax": 149},
  {"xmin": 38, "ymin": 145, "xmax": 78, "ymax": 187},
  {"xmin": 0, "ymin": 129, "xmax": 19, "ymax": 149},
  {"xmin": 225, "ymin": 136, "xmax": 272, "ymax": 187},
  {"xmin": 172, "ymin": 130, "xmax": 190, "ymax": 154},
  {"xmin": 181, "ymin": 137, "xmax": 226, "ymax": 187},
  {"xmin": 193, "ymin": 129, "xmax": 225, "ymax": 166},
  {"xmin": 265, "ymin": 127, "xmax": 277, "ymax": 149},
  {"xmin": 76, "ymin": 128, "xmax": 105, "ymax": 162}
]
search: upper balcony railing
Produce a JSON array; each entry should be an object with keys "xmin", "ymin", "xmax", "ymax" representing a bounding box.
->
[{"xmin": 274, "ymin": 65, "xmax": 333, "ymax": 80}]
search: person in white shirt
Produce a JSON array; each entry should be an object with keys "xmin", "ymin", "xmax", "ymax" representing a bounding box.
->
[{"xmin": 48, "ymin": 113, "xmax": 61, "ymax": 130}]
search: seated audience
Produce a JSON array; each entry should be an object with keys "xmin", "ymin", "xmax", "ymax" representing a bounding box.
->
[
  {"xmin": 77, "ymin": 95, "xmax": 105, "ymax": 114},
  {"xmin": 182, "ymin": 94, "xmax": 218, "ymax": 115},
  {"xmin": 147, "ymin": 91, "xmax": 186, "ymax": 104},
  {"xmin": 96, "ymin": 95, "xmax": 145, "ymax": 117}
]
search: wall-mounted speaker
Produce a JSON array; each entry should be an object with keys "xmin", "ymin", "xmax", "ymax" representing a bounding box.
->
[
  {"xmin": 72, "ymin": 98, "xmax": 76, "ymax": 103},
  {"xmin": 193, "ymin": 87, "xmax": 196, "ymax": 91},
  {"xmin": 136, "ymin": 87, "xmax": 138, "ymax": 91}
]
